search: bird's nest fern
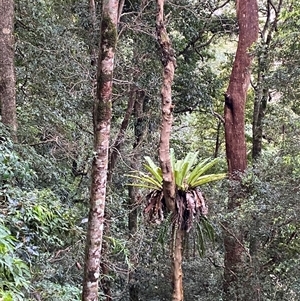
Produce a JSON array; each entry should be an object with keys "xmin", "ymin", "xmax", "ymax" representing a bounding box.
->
[{"xmin": 127, "ymin": 150, "xmax": 226, "ymax": 232}]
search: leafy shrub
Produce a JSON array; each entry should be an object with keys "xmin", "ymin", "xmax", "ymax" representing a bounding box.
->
[
  {"xmin": 0, "ymin": 222, "xmax": 30, "ymax": 301},
  {"xmin": 0, "ymin": 137, "xmax": 36, "ymax": 192},
  {"xmin": 31, "ymin": 280, "xmax": 81, "ymax": 301},
  {"xmin": 6, "ymin": 188, "xmax": 83, "ymax": 255}
]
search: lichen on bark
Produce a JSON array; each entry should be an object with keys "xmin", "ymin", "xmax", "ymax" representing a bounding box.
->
[
  {"xmin": 82, "ymin": 1, "xmax": 119, "ymax": 301},
  {"xmin": 102, "ymin": 14, "xmax": 117, "ymax": 51}
]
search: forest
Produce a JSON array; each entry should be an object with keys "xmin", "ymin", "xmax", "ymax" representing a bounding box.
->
[{"xmin": 0, "ymin": 0, "xmax": 299, "ymax": 300}]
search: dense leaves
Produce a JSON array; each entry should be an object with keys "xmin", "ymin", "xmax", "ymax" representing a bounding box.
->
[
  {"xmin": 0, "ymin": 0, "xmax": 299, "ymax": 300},
  {"xmin": 128, "ymin": 152, "xmax": 225, "ymax": 234}
]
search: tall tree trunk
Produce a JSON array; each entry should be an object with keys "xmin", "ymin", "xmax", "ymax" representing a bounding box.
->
[
  {"xmin": 0, "ymin": 0, "xmax": 17, "ymax": 138},
  {"xmin": 156, "ymin": 0, "xmax": 176, "ymax": 212},
  {"xmin": 155, "ymin": 1, "xmax": 180, "ymax": 300},
  {"xmin": 223, "ymin": 0, "xmax": 258, "ymax": 300},
  {"xmin": 128, "ymin": 89, "xmax": 147, "ymax": 301},
  {"xmin": 82, "ymin": 1, "xmax": 119, "ymax": 300},
  {"xmin": 252, "ymin": 0, "xmax": 282, "ymax": 160}
]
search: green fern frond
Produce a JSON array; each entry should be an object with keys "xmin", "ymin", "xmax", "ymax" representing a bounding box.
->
[
  {"xmin": 144, "ymin": 156, "xmax": 163, "ymax": 183},
  {"xmin": 189, "ymin": 173, "xmax": 226, "ymax": 188},
  {"xmin": 173, "ymin": 151, "xmax": 197, "ymax": 190},
  {"xmin": 127, "ymin": 183, "xmax": 160, "ymax": 190},
  {"xmin": 201, "ymin": 217, "xmax": 215, "ymax": 241},
  {"xmin": 187, "ymin": 158, "xmax": 211, "ymax": 185},
  {"xmin": 196, "ymin": 222, "xmax": 205, "ymax": 257},
  {"xmin": 126, "ymin": 173, "xmax": 162, "ymax": 190},
  {"xmin": 196, "ymin": 217, "xmax": 216, "ymax": 257}
]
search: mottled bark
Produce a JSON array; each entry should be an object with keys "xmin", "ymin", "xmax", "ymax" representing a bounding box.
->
[
  {"xmin": 0, "ymin": 0, "xmax": 17, "ymax": 137},
  {"xmin": 156, "ymin": 0, "xmax": 176, "ymax": 213},
  {"xmin": 223, "ymin": 0, "xmax": 258, "ymax": 300},
  {"xmin": 82, "ymin": 1, "xmax": 119, "ymax": 300},
  {"xmin": 156, "ymin": 1, "xmax": 181, "ymax": 300}
]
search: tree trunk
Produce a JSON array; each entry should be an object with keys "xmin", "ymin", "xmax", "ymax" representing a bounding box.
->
[
  {"xmin": 128, "ymin": 89, "xmax": 146, "ymax": 301},
  {"xmin": 0, "ymin": 0, "xmax": 17, "ymax": 138},
  {"xmin": 252, "ymin": 0, "xmax": 282, "ymax": 160},
  {"xmin": 156, "ymin": 0, "xmax": 176, "ymax": 212},
  {"xmin": 82, "ymin": 1, "xmax": 119, "ymax": 300},
  {"xmin": 214, "ymin": 120, "xmax": 222, "ymax": 159},
  {"xmin": 171, "ymin": 225, "xmax": 184, "ymax": 301},
  {"xmin": 252, "ymin": 72, "xmax": 268, "ymax": 160},
  {"xmin": 223, "ymin": 0, "xmax": 258, "ymax": 300},
  {"xmin": 155, "ymin": 1, "xmax": 181, "ymax": 300},
  {"xmin": 108, "ymin": 90, "xmax": 135, "ymax": 182}
]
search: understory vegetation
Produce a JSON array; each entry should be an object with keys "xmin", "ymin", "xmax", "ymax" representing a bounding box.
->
[{"xmin": 0, "ymin": 0, "xmax": 300, "ymax": 300}]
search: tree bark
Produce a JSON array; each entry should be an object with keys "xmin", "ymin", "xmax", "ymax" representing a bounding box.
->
[
  {"xmin": 156, "ymin": 0, "xmax": 176, "ymax": 213},
  {"xmin": 128, "ymin": 89, "xmax": 147, "ymax": 301},
  {"xmin": 0, "ymin": 0, "xmax": 17, "ymax": 137},
  {"xmin": 223, "ymin": 0, "xmax": 258, "ymax": 300},
  {"xmin": 82, "ymin": 1, "xmax": 119, "ymax": 300},
  {"xmin": 171, "ymin": 225, "xmax": 184, "ymax": 301},
  {"xmin": 155, "ymin": 1, "xmax": 181, "ymax": 300}
]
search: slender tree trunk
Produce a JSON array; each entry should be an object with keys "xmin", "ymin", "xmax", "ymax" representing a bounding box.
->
[
  {"xmin": 128, "ymin": 89, "xmax": 146, "ymax": 301},
  {"xmin": 214, "ymin": 121, "xmax": 222, "ymax": 158},
  {"xmin": 252, "ymin": 0, "xmax": 282, "ymax": 160},
  {"xmin": 156, "ymin": 0, "xmax": 176, "ymax": 212},
  {"xmin": 250, "ymin": 3, "xmax": 282, "ymax": 300},
  {"xmin": 223, "ymin": 0, "xmax": 258, "ymax": 300},
  {"xmin": 82, "ymin": 1, "xmax": 119, "ymax": 300},
  {"xmin": 252, "ymin": 74, "xmax": 268, "ymax": 160},
  {"xmin": 171, "ymin": 225, "xmax": 184, "ymax": 301},
  {"xmin": 155, "ymin": 1, "xmax": 181, "ymax": 300},
  {"xmin": 88, "ymin": 2, "xmax": 113, "ymax": 301},
  {"xmin": 107, "ymin": 92, "xmax": 136, "ymax": 182},
  {"xmin": 0, "ymin": 0, "xmax": 17, "ymax": 138}
]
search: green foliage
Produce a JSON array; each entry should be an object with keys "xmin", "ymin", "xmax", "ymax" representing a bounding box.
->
[
  {"xmin": 105, "ymin": 236, "xmax": 130, "ymax": 267},
  {"xmin": 127, "ymin": 156, "xmax": 163, "ymax": 190},
  {"xmin": 0, "ymin": 138, "xmax": 36, "ymax": 190},
  {"xmin": 127, "ymin": 151, "xmax": 225, "ymax": 260},
  {"xmin": 6, "ymin": 188, "xmax": 83, "ymax": 254},
  {"xmin": 127, "ymin": 150, "xmax": 226, "ymax": 191},
  {"xmin": 32, "ymin": 280, "xmax": 81, "ymax": 301},
  {"xmin": 4, "ymin": 0, "xmax": 300, "ymax": 300},
  {"xmin": 195, "ymin": 217, "xmax": 215, "ymax": 257},
  {"xmin": 0, "ymin": 223, "xmax": 30, "ymax": 301}
]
